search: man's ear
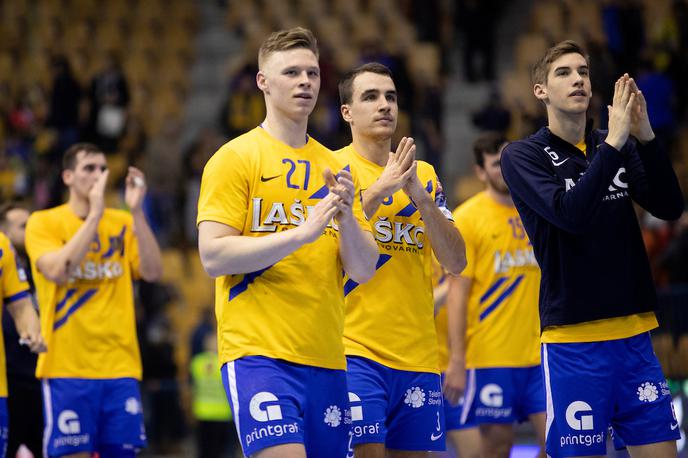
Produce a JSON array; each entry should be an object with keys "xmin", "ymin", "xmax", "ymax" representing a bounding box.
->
[
  {"xmin": 62, "ymin": 169, "xmax": 73, "ymax": 187},
  {"xmin": 534, "ymin": 83, "xmax": 548, "ymax": 102},
  {"xmin": 256, "ymin": 71, "xmax": 268, "ymax": 93},
  {"xmin": 340, "ymin": 104, "xmax": 353, "ymax": 124},
  {"xmin": 474, "ymin": 164, "xmax": 487, "ymax": 183}
]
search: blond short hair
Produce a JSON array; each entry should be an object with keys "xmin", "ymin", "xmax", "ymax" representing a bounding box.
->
[{"xmin": 258, "ymin": 27, "xmax": 319, "ymax": 70}]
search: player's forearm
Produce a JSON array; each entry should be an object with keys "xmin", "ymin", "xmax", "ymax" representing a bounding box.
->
[
  {"xmin": 132, "ymin": 210, "xmax": 163, "ymax": 282},
  {"xmin": 446, "ymin": 275, "xmax": 469, "ymax": 364},
  {"xmin": 416, "ymin": 197, "xmax": 466, "ymax": 275},
  {"xmin": 361, "ymin": 181, "xmax": 390, "ymax": 219},
  {"xmin": 37, "ymin": 214, "xmax": 100, "ymax": 284},
  {"xmin": 433, "ymin": 280, "xmax": 449, "ymax": 316},
  {"xmin": 338, "ymin": 216, "xmax": 378, "ymax": 284},
  {"xmin": 199, "ymin": 227, "xmax": 310, "ymax": 277},
  {"xmin": 7, "ymin": 297, "xmax": 40, "ymax": 337}
]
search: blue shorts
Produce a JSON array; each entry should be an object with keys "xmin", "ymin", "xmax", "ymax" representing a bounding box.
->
[
  {"xmin": 440, "ymin": 373, "xmax": 473, "ymax": 431},
  {"xmin": 0, "ymin": 397, "xmax": 7, "ymax": 458},
  {"xmin": 461, "ymin": 366, "xmax": 545, "ymax": 427},
  {"xmin": 542, "ymin": 332, "xmax": 680, "ymax": 457},
  {"xmin": 42, "ymin": 378, "xmax": 146, "ymax": 458},
  {"xmin": 222, "ymin": 356, "xmax": 350, "ymax": 457},
  {"xmin": 346, "ymin": 356, "xmax": 445, "ymax": 451}
]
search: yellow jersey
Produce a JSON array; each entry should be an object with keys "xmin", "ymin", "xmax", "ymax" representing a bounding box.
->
[
  {"xmin": 26, "ymin": 205, "xmax": 142, "ymax": 379},
  {"xmin": 454, "ymin": 191, "xmax": 541, "ymax": 368},
  {"xmin": 339, "ymin": 144, "xmax": 453, "ymax": 373},
  {"xmin": 0, "ymin": 233, "xmax": 31, "ymax": 396},
  {"xmin": 197, "ymin": 127, "xmax": 370, "ymax": 371}
]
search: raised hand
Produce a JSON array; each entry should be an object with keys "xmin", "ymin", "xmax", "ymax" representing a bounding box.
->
[
  {"xmin": 605, "ymin": 74, "xmax": 637, "ymax": 151},
  {"xmin": 324, "ymin": 168, "xmax": 356, "ymax": 223},
  {"xmin": 124, "ymin": 167, "xmax": 147, "ymax": 212},
  {"xmin": 298, "ymin": 192, "xmax": 340, "ymax": 244},
  {"xmin": 402, "ymin": 160, "xmax": 427, "ymax": 204},
  {"xmin": 377, "ymin": 137, "xmax": 417, "ymax": 197},
  {"xmin": 88, "ymin": 169, "xmax": 109, "ymax": 220},
  {"xmin": 627, "ymin": 78, "xmax": 655, "ymax": 143}
]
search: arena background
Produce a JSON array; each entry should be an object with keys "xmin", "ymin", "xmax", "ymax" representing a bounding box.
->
[{"xmin": 1, "ymin": 0, "xmax": 687, "ymax": 456}]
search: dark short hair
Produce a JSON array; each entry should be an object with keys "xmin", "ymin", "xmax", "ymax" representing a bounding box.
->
[
  {"xmin": 0, "ymin": 201, "xmax": 28, "ymax": 226},
  {"xmin": 62, "ymin": 143, "xmax": 103, "ymax": 170},
  {"xmin": 258, "ymin": 27, "xmax": 319, "ymax": 70},
  {"xmin": 532, "ymin": 40, "xmax": 590, "ymax": 86},
  {"xmin": 473, "ymin": 132, "xmax": 507, "ymax": 168},
  {"xmin": 338, "ymin": 62, "xmax": 393, "ymax": 106}
]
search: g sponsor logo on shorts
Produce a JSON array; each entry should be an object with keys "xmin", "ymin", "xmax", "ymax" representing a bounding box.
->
[
  {"xmin": 58, "ymin": 410, "xmax": 81, "ymax": 434},
  {"xmin": 480, "ymin": 384, "xmax": 503, "ymax": 407},
  {"xmin": 125, "ymin": 397, "xmax": 141, "ymax": 415},
  {"xmin": 561, "ymin": 401, "xmax": 603, "ymax": 448},
  {"xmin": 566, "ymin": 401, "xmax": 593, "ymax": 430},
  {"xmin": 245, "ymin": 392, "xmax": 299, "ymax": 447},
  {"xmin": 249, "ymin": 392, "xmax": 283, "ymax": 422},
  {"xmin": 476, "ymin": 383, "xmax": 511, "ymax": 419},
  {"xmin": 55, "ymin": 410, "xmax": 90, "ymax": 448}
]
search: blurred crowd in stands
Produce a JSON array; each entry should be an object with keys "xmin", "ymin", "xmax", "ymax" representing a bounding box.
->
[{"xmin": 1, "ymin": 0, "xmax": 688, "ymax": 455}]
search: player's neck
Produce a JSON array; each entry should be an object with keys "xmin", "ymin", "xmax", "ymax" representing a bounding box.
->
[
  {"xmin": 486, "ymin": 187, "xmax": 513, "ymax": 207},
  {"xmin": 351, "ymin": 134, "xmax": 391, "ymax": 167},
  {"xmin": 261, "ymin": 113, "xmax": 309, "ymax": 149},
  {"xmin": 547, "ymin": 110, "xmax": 586, "ymax": 146},
  {"xmin": 67, "ymin": 194, "xmax": 91, "ymax": 219}
]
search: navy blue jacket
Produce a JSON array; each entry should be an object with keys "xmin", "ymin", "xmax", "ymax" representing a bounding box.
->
[{"xmin": 501, "ymin": 126, "xmax": 684, "ymax": 329}]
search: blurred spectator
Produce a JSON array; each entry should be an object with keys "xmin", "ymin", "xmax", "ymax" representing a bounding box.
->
[
  {"xmin": 190, "ymin": 333, "xmax": 240, "ymax": 458},
  {"xmin": 142, "ymin": 116, "xmax": 183, "ymax": 247},
  {"xmin": 455, "ymin": 0, "xmax": 502, "ymax": 82},
  {"xmin": 182, "ymin": 129, "xmax": 221, "ymax": 247},
  {"xmin": 636, "ymin": 56, "xmax": 676, "ymax": 156},
  {"xmin": 602, "ymin": 0, "xmax": 645, "ymax": 75},
  {"xmin": 472, "ymin": 87, "xmax": 511, "ymax": 134},
  {"xmin": 219, "ymin": 63, "xmax": 264, "ymax": 139},
  {"xmin": 140, "ymin": 307, "xmax": 186, "ymax": 455},
  {"xmin": 47, "ymin": 55, "xmax": 82, "ymax": 156},
  {"xmin": 85, "ymin": 54, "xmax": 130, "ymax": 153},
  {"xmin": 0, "ymin": 202, "xmax": 42, "ymax": 458},
  {"xmin": 118, "ymin": 114, "xmax": 148, "ymax": 168},
  {"xmin": 308, "ymin": 92, "xmax": 343, "ymax": 148},
  {"xmin": 190, "ymin": 306, "xmax": 215, "ymax": 359},
  {"xmin": 412, "ymin": 75, "xmax": 444, "ymax": 174},
  {"xmin": 657, "ymin": 212, "xmax": 688, "ymax": 286}
]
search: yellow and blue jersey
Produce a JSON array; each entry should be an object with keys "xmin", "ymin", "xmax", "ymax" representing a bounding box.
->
[
  {"xmin": 25, "ymin": 205, "xmax": 142, "ymax": 379},
  {"xmin": 454, "ymin": 191, "xmax": 540, "ymax": 368},
  {"xmin": 197, "ymin": 127, "xmax": 370, "ymax": 371},
  {"xmin": 0, "ymin": 233, "xmax": 31, "ymax": 396},
  {"xmin": 339, "ymin": 144, "xmax": 452, "ymax": 373}
]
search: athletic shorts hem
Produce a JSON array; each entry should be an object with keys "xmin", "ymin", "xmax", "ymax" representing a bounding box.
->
[
  {"xmin": 618, "ymin": 432, "xmax": 681, "ymax": 448},
  {"xmin": 386, "ymin": 442, "xmax": 446, "ymax": 452},
  {"xmin": 244, "ymin": 439, "xmax": 303, "ymax": 456}
]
